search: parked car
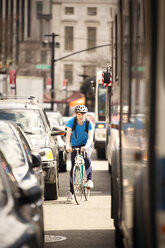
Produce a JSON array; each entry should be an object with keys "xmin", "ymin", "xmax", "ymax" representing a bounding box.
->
[
  {"xmin": 0, "ymin": 97, "xmax": 64, "ymax": 200},
  {"xmin": 0, "ymin": 151, "xmax": 42, "ymax": 248},
  {"xmin": 47, "ymin": 116, "xmax": 67, "ymax": 172},
  {"xmin": 0, "ymin": 120, "xmax": 44, "ymax": 246}
]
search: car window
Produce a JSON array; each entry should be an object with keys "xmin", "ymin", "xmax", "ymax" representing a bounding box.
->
[
  {"xmin": 18, "ymin": 128, "xmax": 33, "ymax": 165},
  {"xmin": 42, "ymin": 109, "xmax": 51, "ymax": 129},
  {"xmin": 0, "ymin": 109, "xmax": 46, "ymax": 134},
  {"xmin": 0, "ymin": 125, "xmax": 25, "ymax": 168},
  {"xmin": 0, "ymin": 169, "xmax": 7, "ymax": 209}
]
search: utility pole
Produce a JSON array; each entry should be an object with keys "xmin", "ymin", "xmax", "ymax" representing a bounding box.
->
[{"xmin": 44, "ymin": 33, "xmax": 59, "ymax": 111}]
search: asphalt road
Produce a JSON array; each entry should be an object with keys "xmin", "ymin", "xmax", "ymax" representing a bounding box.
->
[{"xmin": 43, "ymin": 150, "xmax": 115, "ymax": 248}]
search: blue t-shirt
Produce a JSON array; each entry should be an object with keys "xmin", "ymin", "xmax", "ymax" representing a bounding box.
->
[{"xmin": 67, "ymin": 117, "xmax": 93, "ymax": 147}]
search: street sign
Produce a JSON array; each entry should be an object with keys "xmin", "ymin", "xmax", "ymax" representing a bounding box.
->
[
  {"xmin": 36, "ymin": 64, "xmax": 51, "ymax": 70},
  {"xmin": 9, "ymin": 69, "xmax": 16, "ymax": 84}
]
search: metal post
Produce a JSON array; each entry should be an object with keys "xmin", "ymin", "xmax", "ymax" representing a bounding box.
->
[
  {"xmin": 44, "ymin": 33, "xmax": 59, "ymax": 111},
  {"xmin": 51, "ymin": 33, "xmax": 55, "ymax": 111}
]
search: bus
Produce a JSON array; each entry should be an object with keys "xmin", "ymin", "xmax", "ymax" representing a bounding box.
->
[
  {"xmin": 94, "ymin": 70, "xmax": 107, "ymax": 159},
  {"xmin": 105, "ymin": 0, "xmax": 165, "ymax": 247}
]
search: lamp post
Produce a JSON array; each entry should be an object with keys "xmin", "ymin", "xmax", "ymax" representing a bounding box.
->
[{"xmin": 44, "ymin": 33, "xmax": 59, "ymax": 111}]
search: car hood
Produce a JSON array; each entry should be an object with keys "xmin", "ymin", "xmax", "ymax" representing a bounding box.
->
[{"xmin": 27, "ymin": 133, "xmax": 47, "ymax": 149}]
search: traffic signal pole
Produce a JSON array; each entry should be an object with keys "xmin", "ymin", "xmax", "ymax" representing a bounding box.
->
[{"xmin": 44, "ymin": 33, "xmax": 59, "ymax": 111}]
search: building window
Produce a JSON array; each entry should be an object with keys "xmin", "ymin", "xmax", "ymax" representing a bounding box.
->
[
  {"xmin": 87, "ymin": 27, "xmax": 96, "ymax": 50},
  {"xmin": 25, "ymin": 50, "xmax": 32, "ymax": 63},
  {"xmin": 87, "ymin": 7, "xmax": 97, "ymax": 16},
  {"xmin": 64, "ymin": 64, "xmax": 73, "ymax": 85},
  {"xmin": 83, "ymin": 65, "xmax": 96, "ymax": 78},
  {"xmin": 65, "ymin": 7, "xmax": 74, "ymax": 15},
  {"xmin": 21, "ymin": 0, "xmax": 25, "ymax": 40},
  {"xmin": 36, "ymin": 1, "xmax": 43, "ymax": 16},
  {"xmin": 65, "ymin": 26, "xmax": 73, "ymax": 51},
  {"xmin": 110, "ymin": 8, "xmax": 112, "ymax": 18},
  {"xmin": 41, "ymin": 50, "xmax": 47, "ymax": 64},
  {"xmin": 27, "ymin": 0, "xmax": 31, "ymax": 37}
]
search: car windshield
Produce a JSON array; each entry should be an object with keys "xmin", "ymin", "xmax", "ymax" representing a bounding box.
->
[
  {"xmin": 0, "ymin": 125, "xmax": 25, "ymax": 168},
  {"xmin": 0, "ymin": 109, "xmax": 45, "ymax": 134}
]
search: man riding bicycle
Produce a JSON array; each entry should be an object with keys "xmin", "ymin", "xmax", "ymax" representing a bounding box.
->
[{"xmin": 65, "ymin": 105, "xmax": 94, "ymax": 202}]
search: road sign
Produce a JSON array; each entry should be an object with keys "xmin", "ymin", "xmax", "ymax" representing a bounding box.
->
[
  {"xmin": 36, "ymin": 64, "xmax": 51, "ymax": 70},
  {"xmin": 9, "ymin": 69, "xmax": 16, "ymax": 84}
]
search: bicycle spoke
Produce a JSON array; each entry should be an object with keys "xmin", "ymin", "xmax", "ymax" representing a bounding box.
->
[{"xmin": 73, "ymin": 166, "xmax": 83, "ymax": 204}]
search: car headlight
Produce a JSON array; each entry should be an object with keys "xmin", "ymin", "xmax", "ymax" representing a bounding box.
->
[{"xmin": 40, "ymin": 148, "xmax": 54, "ymax": 162}]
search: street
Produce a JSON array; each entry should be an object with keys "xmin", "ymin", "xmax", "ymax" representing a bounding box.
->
[{"xmin": 43, "ymin": 150, "xmax": 115, "ymax": 248}]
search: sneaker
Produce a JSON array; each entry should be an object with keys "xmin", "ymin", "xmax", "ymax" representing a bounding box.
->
[
  {"xmin": 86, "ymin": 180, "xmax": 94, "ymax": 189},
  {"xmin": 67, "ymin": 192, "xmax": 73, "ymax": 202}
]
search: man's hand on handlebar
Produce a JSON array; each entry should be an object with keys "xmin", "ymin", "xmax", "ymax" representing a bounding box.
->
[
  {"xmin": 66, "ymin": 147, "xmax": 72, "ymax": 153},
  {"xmin": 80, "ymin": 146, "xmax": 86, "ymax": 152}
]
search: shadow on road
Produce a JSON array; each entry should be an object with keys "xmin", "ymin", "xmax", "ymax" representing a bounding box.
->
[{"xmin": 44, "ymin": 229, "xmax": 115, "ymax": 248}]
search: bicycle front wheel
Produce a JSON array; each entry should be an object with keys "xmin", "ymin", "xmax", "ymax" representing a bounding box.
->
[{"xmin": 72, "ymin": 166, "xmax": 83, "ymax": 204}]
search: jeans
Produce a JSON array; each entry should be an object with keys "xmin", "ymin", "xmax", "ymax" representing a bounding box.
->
[{"xmin": 70, "ymin": 146, "xmax": 92, "ymax": 194}]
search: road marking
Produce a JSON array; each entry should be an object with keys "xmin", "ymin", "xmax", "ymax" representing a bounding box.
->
[{"xmin": 45, "ymin": 235, "xmax": 67, "ymax": 243}]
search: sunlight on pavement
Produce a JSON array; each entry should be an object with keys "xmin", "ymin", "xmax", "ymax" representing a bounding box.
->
[
  {"xmin": 67, "ymin": 160, "xmax": 109, "ymax": 171},
  {"xmin": 44, "ymin": 194, "xmax": 114, "ymax": 231}
]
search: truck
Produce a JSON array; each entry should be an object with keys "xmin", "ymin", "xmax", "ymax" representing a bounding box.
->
[{"xmin": 8, "ymin": 76, "xmax": 44, "ymax": 104}]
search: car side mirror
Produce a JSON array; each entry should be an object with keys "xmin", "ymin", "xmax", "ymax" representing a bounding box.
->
[
  {"xmin": 51, "ymin": 130, "xmax": 66, "ymax": 136},
  {"xmin": 51, "ymin": 127, "xmax": 66, "ymax": 136},
  {"xmin": 19, "ymin": 185, "xmax": 42, "ymax": 204},
  {"xmin": 31, "ymin": 152, "xmax": 41, "ymax": 168}
]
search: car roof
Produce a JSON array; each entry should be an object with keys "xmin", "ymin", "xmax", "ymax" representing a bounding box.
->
[{"xmin": 0, "ymin": 98, "xmax": 43, "ymax": 110}]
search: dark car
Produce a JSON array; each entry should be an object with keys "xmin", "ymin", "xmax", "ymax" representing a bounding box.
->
[
  {"xmin": 0, "ymin": 97, "xmax": 64, "ymax": 200},
  {"xmin": 0, "ymin": 120, "xmax": 44, "ymax": 246},
  {"xmin": 0, "ymin": 151, "xmax": 42, "ymax": 248},
  {"xmin": 47, "ymin": 114, "xmax": 67, "ymax": 172}
]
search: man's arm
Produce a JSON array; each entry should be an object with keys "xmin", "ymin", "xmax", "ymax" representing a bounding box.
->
[
  {"xmin": 65, "ymin": 126, "xmax": 72, "ymax": 152},
  {"xmin": 80, "ymin": 129, "xmax": 93, "ymax": 152}
]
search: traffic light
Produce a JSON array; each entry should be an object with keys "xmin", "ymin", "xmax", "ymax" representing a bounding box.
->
[
  {"xmin": 102, "ymin": 71, "xmax": 112, "ymax": 86},
  {"xmin": 104, "ymin": 72, "xmax": 110, "ymax": 84}
]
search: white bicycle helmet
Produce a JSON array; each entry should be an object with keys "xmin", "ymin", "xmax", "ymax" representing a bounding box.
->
[{"xmin": 75, "ymin": 105, "xmax": 88, "ymax": 113}]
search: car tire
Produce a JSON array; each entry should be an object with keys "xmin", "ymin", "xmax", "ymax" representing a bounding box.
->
[
  {"xmin": 115, "ymin": 226, "xmax": 124, "ymax": 248},
  {"xmin": 59, "ymin": 151, "xmax": 67, "ymax": 172},
  {"xmin": 59, "ymin": 161, "xmax": 67, "ymax": 172},
  {"xmin": 97, "ymin": 148, "xmax": 105, "ymax": 159},
  {"xmin": 44, "ymin": 177, "xmax": 59, "ymax": 200}
]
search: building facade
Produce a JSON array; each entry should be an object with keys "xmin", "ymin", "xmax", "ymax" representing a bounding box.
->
[
  {"xmin": 0, "ymin": 0, "xmax": 52, "ymax": 93},
  {"xmin": 52, "ymin": 0, "xmax": 117, "ymax": 101},
  {"xmin": 0, "ymin": 0, "xmax": 117, "ymax": 104}
]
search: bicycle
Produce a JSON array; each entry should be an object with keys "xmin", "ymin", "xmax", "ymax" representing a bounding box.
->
[{"xmin": 72, "ymin": 148, "xmax": 90, "ymax": 205}]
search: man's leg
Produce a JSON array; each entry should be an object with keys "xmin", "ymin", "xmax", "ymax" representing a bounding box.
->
[
  {"xmin": 84, "ymin": 146, "xmax": 92, "ymax": 180},
  {"xmin": 70, "ymin": 151, "xmax": 76, "ymax": 194}
]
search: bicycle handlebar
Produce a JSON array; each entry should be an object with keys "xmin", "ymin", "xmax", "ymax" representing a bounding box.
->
[{"xmin": 72, "ymin": 148, "xmax": 87, "ymax": 158}]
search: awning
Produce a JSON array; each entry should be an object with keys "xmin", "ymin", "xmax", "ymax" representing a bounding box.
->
[
  {"xmin": 66, "ymin": 92, "xmax": 85, "ymax": 107},
  {"xmin": 44, "ymin": 91, "xmax": 85, "ymax": 106}
]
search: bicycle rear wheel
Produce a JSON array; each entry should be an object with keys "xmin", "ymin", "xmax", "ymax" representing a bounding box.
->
[
  {"xmin": 84, "ymin": 175, "xmax": 90, "ymax": 201},
  {"xmin": 72, "ymin": 166, "xmax": 83, "ymax": 204}
]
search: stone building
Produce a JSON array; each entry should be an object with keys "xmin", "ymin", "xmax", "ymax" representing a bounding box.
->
[
  {"xmin": 0, "ymin": 0, "xmax": 52, "ymax": 93},
  {"xmin": 0, "ymin": 0, "xmax": 117, "ymax": 105},
  {"xmin": 51, "ymin": 0, "xmax": 116, "ymax": 102}
]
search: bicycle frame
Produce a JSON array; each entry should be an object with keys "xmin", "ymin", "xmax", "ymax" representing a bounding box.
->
[{"xmin": 72, "ymin": 148, "xmax": 90, "ymax": 204}]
